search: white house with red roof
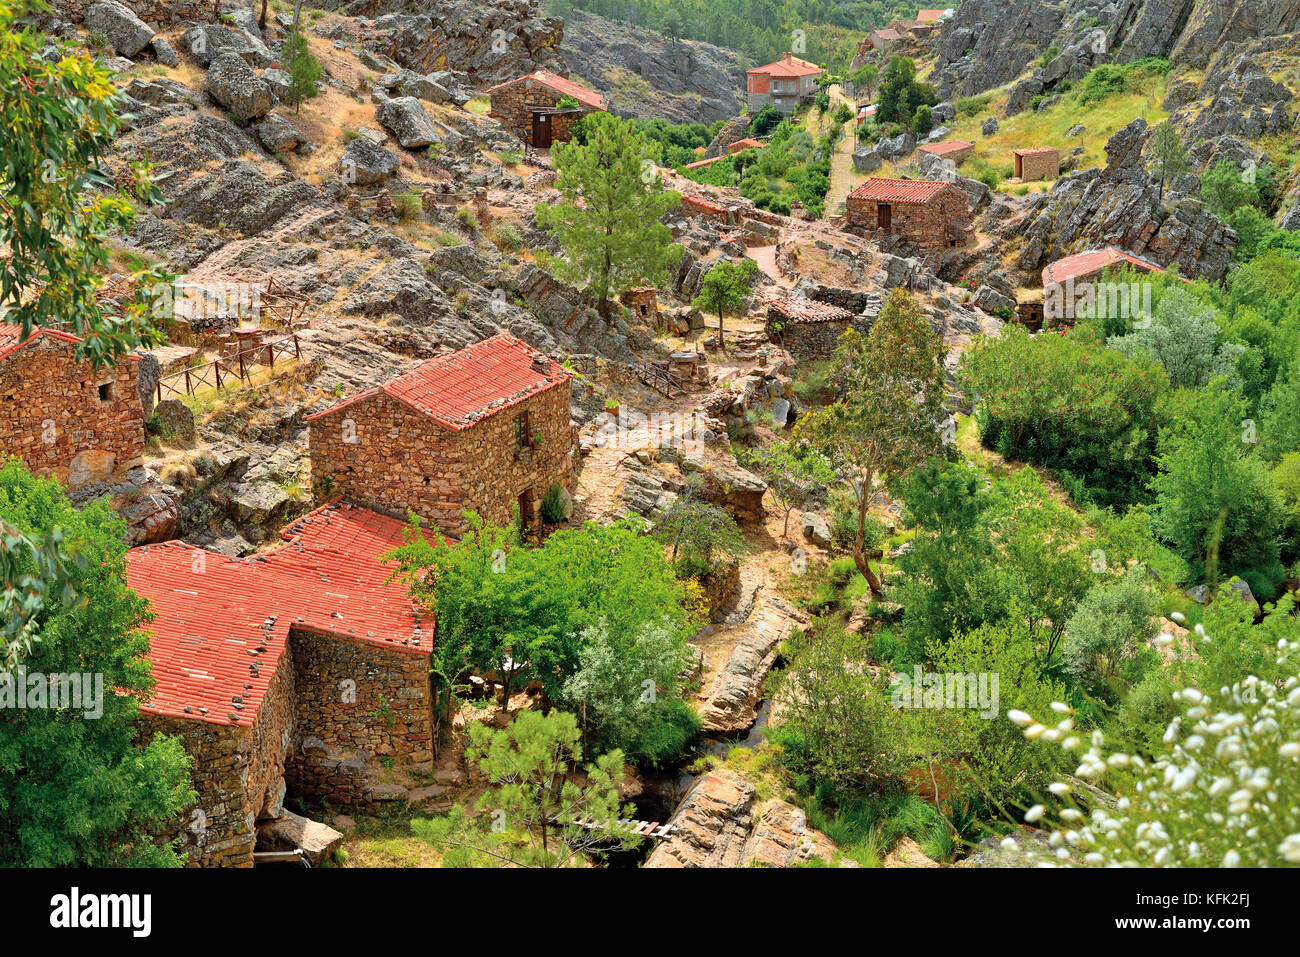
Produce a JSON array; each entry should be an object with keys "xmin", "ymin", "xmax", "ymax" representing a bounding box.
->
[
  {"xmin": 486, "ymin": 69, "xmax": 608, "ymax": 147},
  {"xmin": 306, "ymin": 333, "xmax": 576, "ymax": 535},
  {"xmin": 746, "ymin": 53, "xmax": 824, "ymax": 114}
]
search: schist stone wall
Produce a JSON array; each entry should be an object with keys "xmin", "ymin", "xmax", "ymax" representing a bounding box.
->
[
  {"xmin": 488, "ymin": 80, "xmax": 597, "ymax": 145},
  {"xmin": 48, "ymin": 0, "xmax": 214, "ymax": 23},
  {"xmin": 286, "ymin": 628, "xmax": 434, "ymax": 808},
  {"xmin": 138, "ymin": 647, "xmax": 295, "ymax": 868},
  {"xmin": 0, "ymin": 336, "xmax": 145, "ymax": 487},
  {"xmin": 845, "ymin": 187, "xmax": 970, "ymax": 258},
  {"xmin": 1015, "ymin": 148, "xmax": 1060, "ymax": 181},
  {"xmin": 309, "ymin": 385, "xmax": 575, "ymax": 535}
]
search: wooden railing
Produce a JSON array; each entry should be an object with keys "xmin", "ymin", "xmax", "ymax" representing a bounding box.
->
[{"xmin": 156, "ymin": 333, "xmax": 302, "ymax": 401}]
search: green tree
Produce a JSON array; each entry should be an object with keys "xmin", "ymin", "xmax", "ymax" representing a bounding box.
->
[
  {"xmin": 691, "ymin": 257, "xmax": 759, "ymax": 352},
  {"xmin": 1148, "ymin": 120, "xmax": 1190, "ymax": 203},
  {"xmin": 413, "ymin": 710, "xmax": 639, "ymax": 867},
  {"xmin": 0, "ymin": 461, "xmax": 194, "ymax": 866},
  {"xmin": 737, "ymin": 440, "xmax": 836, "ymax": 537},
  {"xmin": 559, "ymin": 618, "xmax": 700, "ymax": 764},
  {"xmin": 537, "ymin": 113, "xmax": 682, "ymax": 318},
  {"xmin": 651, "ymin": 489, "xmax": 745, "ymax": 578},
  {"xmin": 1151, "ymin": 381, "xmax": 1283, "ymax": 584},
  {"xmin": 849, "ymin": 63, "xmax": 879, "ymax": 101},
  {"xmin": 283, "ymin": 13, "xmax": 322, "ymax": 114},
  {"xmin": 1060, "ymin": 569, "xmax": 1160, "ymax": 699},
  {"xmin": 1107, "ymin": 287, "xmax": 1245, "ymax": 390},
  {"xmin": 796, "ymin": 288, "xmax": 947, "ymax": 597},
  {"xmin": 875, "ymin": 55, "xmax": 936, "ymax": 128},
  {"xmin": 1199, "ymin": 158, "xmax": 1265, "ymax": 219}
]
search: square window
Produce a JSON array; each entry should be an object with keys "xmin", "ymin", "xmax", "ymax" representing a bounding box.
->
[{"xmin": 97, "ymin": 382, "xmax": 113, "ymax": 403}]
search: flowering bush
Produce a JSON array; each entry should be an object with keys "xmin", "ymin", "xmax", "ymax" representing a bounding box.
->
[{"xmin": 1008, "ymin": 601, "xmax": 1300, "ymax": 866}]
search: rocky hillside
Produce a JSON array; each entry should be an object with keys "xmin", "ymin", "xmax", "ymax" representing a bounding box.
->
[
  {"xmin": 561, "ymin": 9, "xmax": 745, "ymax": 123},
  {"xmin": 931, "ymin": 0, "xmax": 1300, "ymax": 100}
]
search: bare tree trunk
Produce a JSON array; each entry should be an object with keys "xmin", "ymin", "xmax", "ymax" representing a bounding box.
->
[
  {"xmin": 854, "ymin": 489, "xmax": 884, "ymax": 599},
  {"xmin": 259, "ymin": 0, "xmax": 268, "ymax": 29}
]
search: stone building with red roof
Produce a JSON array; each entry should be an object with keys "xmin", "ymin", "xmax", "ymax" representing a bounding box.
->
[
  {"xmin": 844, "ymin": 177, "xmax": 972, "ymax": 260},
  {"xmin": 0, "ymin": 324, "xmax": 144, "ymax": 487},
  {"xmin": 1013, "ymin": 146, "xmax": 1060, "ymax": 181},
  {"xmin": 746, "ymin": 53, "xmax": 824, "ymax": 114},
  {"xmin": 306, "ymin": 333, "xmax": 576, "ymax": 535},
  {"xmin": 128, "ymin": 500, "xmax": 434, "ymax": 866},
  {"xmin": 765, "ymin": 296, "xmax": 853, "ymax": 360},
  {"xmin": 486, "ymin": 70, "xmax": 608, "ymax": 147},
  {"xmin": 917, "ymin": 139, "xmax": 974, "ymax": 165}
]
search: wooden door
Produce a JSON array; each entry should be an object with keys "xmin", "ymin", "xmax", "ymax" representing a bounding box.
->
[
  {"xmin": 878, "ymin": 203, "xmax": 892, "ymax": 229},
  {"xmin": 532, "ymin": 113, "xmax": 552, "ymax": 148}
]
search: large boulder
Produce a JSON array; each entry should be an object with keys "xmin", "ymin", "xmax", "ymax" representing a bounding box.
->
[
  {"xmin": 852, "ymin": 147, "xmax": 882, "ymax": 173},
  {"xmin": 339, "ymin": 136, "xmax": 400, "ymax": 185},
  {"xmin": 257, "ymin": 113, "xmax": 301, "ymax": 153},
  {"xmin": 256, "ymin": 808, "xmax": 343, "ymax": 867},
  {"xmin": 85, "ymin": 2, "xmax": 154, "ymax": 58},
  {"xmin": 375, "ymin": 96, "xmax": 441, "ymax": 149},
  {"xmin": 206, "ymin": 53, "xmax": 272, "ymax": 124},
  {"xmin": 181, "ymin": 23, "xmax": 274, "ymax": 68}
]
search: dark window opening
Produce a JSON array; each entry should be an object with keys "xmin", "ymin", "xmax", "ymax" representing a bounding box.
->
[
  {"xmin": 515, "ymin": 411, "xmax": 530, "ymax": 450},
  {"xmin": 97, "ymin": 382, "xmax": 113, "ymax": 403},
  {"xmin": 878, "ymin": 203, "xmax": 892, "ymax": 229}
]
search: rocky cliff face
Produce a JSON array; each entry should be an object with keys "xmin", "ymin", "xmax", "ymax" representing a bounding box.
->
[
  {"xmin": 931, "ymin": 0, "xmax": 1300, "ymax": 100},
  {"xmin": 979, "ymin": 119, "xmax": 1238, "ymax": 282},
  {"xmin": 561, "ymin": 10, "xmax": 745, "ymax": 123}
]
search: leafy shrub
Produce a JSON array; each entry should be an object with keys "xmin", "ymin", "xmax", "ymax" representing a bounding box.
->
[
  {"xmin": 539, "ymin": 481, "xmax": 569, "ymax": 524},
  {"xmin": 393, "ymin": 190, "xmax": 421, "ymax": 221}
]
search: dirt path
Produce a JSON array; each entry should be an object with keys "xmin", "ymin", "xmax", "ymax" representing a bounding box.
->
[{"xmin": 823, "ymin": 84, "xmax": 861, "ymax": 218}]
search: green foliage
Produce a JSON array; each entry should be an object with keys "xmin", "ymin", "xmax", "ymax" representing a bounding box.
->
[
  {"xmin": 1148, "ymin": 120, "xmax": 1191, "ymax": 201},
  {"xmin": 539, "ymin": 481, "xmax": 569, "ymax": 524},
  {"xmin": 1107, "ymin": 286, "xmax": 1246, "ymax": 391},
  {"xmin": 959, "ymin": 325, "xmax": 1169, "ymax": 507},
  {"xmin": 283, "ymin": 24, "xmax": 323, "ymax": 113},
  {"xmin": 1199, "ymin": 158, "xmax": 1271, "ymax": 220},
  {"xmin": 736, "ymin": 440, "xmax": 836, "ymax": 537},
  {"xmin": 748, "ymin": 103, "xmax": 783, "ymax": 137},
  {"xmin": 1074, "ymin": 57, "xmax": 1170, "ymax": 105},
  {"xmin": 0, "ymin": 0, "xmax": 169, "ymax": 366},
  {"xmin": 536, "ymin": 113, "xmax": 682, "ymax": 317},
  {"xmin": 875, "ymin": 56, "xmax": 937, "ymax": 129},
  {"xmin": 413, "ymin": 710, "xmax": 639, "ymax": 867},
  {"xmin": 559, "ymin": 618, "xmax": 699, "ymax": 764},
  {"xmin": 651, "ymin": 491, "xmax": 745, "ymax": 578},
  {"xmin": 0, "ymin": 460, "xmax": 194, "ymax": 866},
  {"xmin": 1151, "ymin": 382, "xmax": 1284, "ymax": 586},
  {"xmin": 691, "ymin": 257, "xmax": 759, "ymax": 350},
  {"xmin": 796, "ymin": 289, "xmax": 947, "ymax": 597},
  {"xmin": 386, "ymin": 517, "xmax": 698, "ymax": 732},
  {"xmin": 1061, "ymin": 569, "xmax": 1161, "ymax": 701}
]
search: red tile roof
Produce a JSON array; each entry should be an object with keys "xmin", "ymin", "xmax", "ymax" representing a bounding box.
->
[
  {"xmin": 304, "ymin": 333, "xmax": 571, "ymax": 431},
  {"xmin": 684, "ymin": 155, "xmax": 727, "ymax": 170},
  {"xmin": 1041, "ymin": 247, "xmax": 1169, "ymax": 286},
  {"xmin": 873, "ymin": 28, "xmax": 903, "ymax": 41},
  {"xmin": 486, "ymin": 70, "xmax": 607, "ymax": 111},
  {"xmin": 747, "ymin": 53, "xmax": 823, "ymax": 78},
  {"xmin": 768, "ymin": 296, "xmax": 852, "ymax": 324},
  {"xmin": 917, "ymin": 139, "xmax": 973, "ymax": 156},
  {"xmin": 127, "ymin": 501, "xmax": 430, "ymax": 728},
  {"xmin": 916, "ymin": 8, "xmax": 947, "ymax": 22},
  {"xmin": 728, "ymin": 138, "xmax": 765, "ymax": 153},
  {"xmin": 848, "ymin": 177, "xmax": 952, "ymax": 205},
  {"xmin": 0, "ymin": 324, "xmax": 100, "ymax": 363}
]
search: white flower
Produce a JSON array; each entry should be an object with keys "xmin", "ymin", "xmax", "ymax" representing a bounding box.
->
[
  {"xmin": 1048, "ymin": 782, "xmax": 1071, "ymax": 795},
  {"xmin": 1223, "ymin": 850, "xmax": 1240, "ymax": 868},
  {"xmin": 1280, "ymin": 742, "xmax": 1300, "ymax": 759},
  {"xmin": 1024, "ymin": 804, "xmax": 1045, "ymax": 823},
  {"xmin": 1007, "ymin": 709, "xmax": 1033, "ymax": 728},
  {"xmin": 1050, "ymin": 702, "xmax": 1071, "ymax": 714},
  {"xmin": 1278, "ymin": 835, "xmax": 1300, "ymax": 863}
]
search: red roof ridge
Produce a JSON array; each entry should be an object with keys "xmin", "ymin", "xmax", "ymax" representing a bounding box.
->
[
  {"xmin": 485, "ymin": 70, "xmax": 607, "ymax": 111},
  {"xmin": 0, "ymin": 323, "xmax": 142, "ymax": 363},
  {"xmin": 304, "ymin": 333, "xmax": 572, "ymax": 430},
  {"xmin": 848, "ymin": 177, "xmax": 952, "ymax": 204}
]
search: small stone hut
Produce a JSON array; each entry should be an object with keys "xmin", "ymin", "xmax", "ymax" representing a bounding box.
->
[
  {"xmin": 917, "ymin": 139, "xmax": 974, "ymax": 165},
  {"xmin": 621, "ymin": 287, "xmax": 659, "ymax": 322},
  {"xmin": 765, "ymin": 296, "xmax": 853, "ymax": 360},
  {"xmin": 1013, "ymin": 146, "xmax": 1060, "ymax": 181},
  {"xmin": 486, "ymin": 70, "xmax": 607, "ymax": 148},
  {"xmin": 307, "ymin": 333, "xmax": 576, "ymax": 535},
  {"xmin": 0, "ymin": 324, "xmax": 144, "ymax": 487},
  {"xmin": 128, "ymin": 501, "xmax": 434, "ymax": 867},
  {"xmin": 844, "ymin": 177, "xmax": 972, "ymax": 257}
]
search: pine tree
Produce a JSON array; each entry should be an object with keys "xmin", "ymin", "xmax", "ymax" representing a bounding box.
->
[
  {"xmin": 691, "ymin": 258, "xmax": 759, "ymax": 352},
  {"xmin": 536, "ymin": 113, "xmax": 682, "ymax": 318},
  {"xmin": 283, "ymin": 8, "xmax": 322, "ymax": 115}
]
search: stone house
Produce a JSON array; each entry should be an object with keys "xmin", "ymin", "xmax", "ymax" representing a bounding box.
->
[
  {"xmin": 307, "ymin": 333, "xmax": 576, "ymax": 536},
  {"xmin": 746, "ymin": 54, "xmax": 824, "ymax": 114},
  {"xmin": 1013, "ymin": 146, "xmax": 1060, "ymax": 181},
  {"xmin": 1041, "ymin": 246, "xmax": 1170, "ymax": 288},
  {"xmin": 0, "ymin": 324, "xmax": 145, "ymax": 487},
  {"xmin": 765, "ymin": 296, "xmax": 852, "ymax": 360},
  {"xmin": 917, "ymin": 139, "xmax": 974, "ymax": 165},
  {"xmin": 844, "ymin": 177, "xmax": 972, "ymax": 258},
  {"xmin": 621, "ymin": 287, "xmax": 659, "ymax": 323},
  {"xmin": 870, "ymin": 27, "xmax": 904, "ymax": 52},
  {"xmin": 128, "ymin": 501, "xmax": 434, "ymax": 866},
  {"xmin": 486, "ymin": 70, "xmax": 607, "ymax": 148}
]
